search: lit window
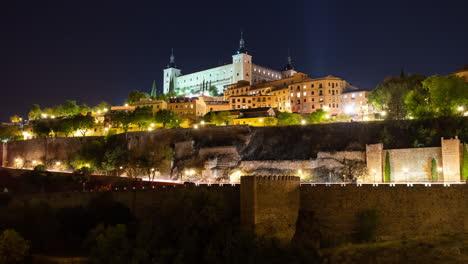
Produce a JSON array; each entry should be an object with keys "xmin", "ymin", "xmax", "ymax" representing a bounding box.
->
[
  {"xmin": 344, "ymin": 95, "xmax": 348, "ymax": 98},
  {"xmin": 297, "ymin": 92, "xmax": 301, "ymax": 98},
  {"xmin": 352, "ymin": 93, "xmax": 356, "ymax": 98},
  {"xmin": 303, "ymin": 92, "xmax": 306, "ymax": 96},
  {"xmin": 359, "ymin": 93, "xmax": 363, "ymax": 97},
  {"xmin": 303, "ymin": 85, "xmax": 306, "ymax": 89}
]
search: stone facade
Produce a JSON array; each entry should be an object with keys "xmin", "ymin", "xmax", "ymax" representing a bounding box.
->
[
  {"xmin": 441, "ymin": 136, "xmax": 461, "ymax": 181},
  {"xmin": 240, "ymin": 176, "xmax": 300, "ymax": 246},
  {"xmin": 163, "ymin": 36, "xmax": 287, "ymax": 95}
]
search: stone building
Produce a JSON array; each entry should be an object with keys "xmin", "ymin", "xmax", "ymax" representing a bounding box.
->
[
  {"xmin": 341, "ymin": 89, "xmax": 374, "ymax": 120},
  {"xmin": 289, "ymin": 75, "xmax": 347, "ymax": 115},
  {"xmin": 163, "ymin": 33, "xmax": 295, "ymax": 95},
  {"xmin": 133, "ymin": 99, "xmax": 167, "ymax": 114},
  {"xmin": 167, "ymin": 97, "xmax": 207, "ymax": 120},
  {"xmin": 224, "ymin": 72, "xmax": 310, "ymax": 112}
]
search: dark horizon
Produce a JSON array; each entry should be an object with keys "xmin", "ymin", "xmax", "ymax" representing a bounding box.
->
[{"xmin": 1, "ymin": 0, "xmax": 467, "ymax": 122}]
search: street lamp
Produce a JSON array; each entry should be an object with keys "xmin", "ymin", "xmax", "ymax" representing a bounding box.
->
[{"xmin": 301, "ymin": 120, "xmax": 306, "ymax": 125}]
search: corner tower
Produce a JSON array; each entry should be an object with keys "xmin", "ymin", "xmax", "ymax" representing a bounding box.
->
[
  {"xmin": 232, "ymin": 32, "xmax": 252, "ymax": 84},
  {"xmin": 163, "ymin": 49, "xmax": 181, "ymax": 94}
]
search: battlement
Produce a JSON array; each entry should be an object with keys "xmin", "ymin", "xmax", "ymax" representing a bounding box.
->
[{"xmin": 241, "ymin": 175, "xmax": 300, "ymax": 182}]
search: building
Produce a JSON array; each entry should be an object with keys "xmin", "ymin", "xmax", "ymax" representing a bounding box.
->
[
  {"xmin": 207, "ymin": 107, "xmax": 278, "ymax": 126},
  {"xmin": 133, "ymin": 98, "xmax": 167, "ymax": 113},
  {"xmin": 341, "ymin": 90, "xmax": 374, "ymax": 120},
  {"xmin": 167, "ymin": 97, "xmax": 207, "ymax": 120},
  {"xmin": 163, "ymin": 33, "xmax": 297, "ymax": 95},
  {"xmin": 289, "ymin": 75, "xmax": 348, "ymax": 115},
  {"xmin": 225, "ymin": 72, "xmax": 310, "ymax": 112}
]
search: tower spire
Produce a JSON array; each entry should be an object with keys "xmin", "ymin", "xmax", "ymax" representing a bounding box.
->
[
  {"xmin": 168, "ymin": 48, "xmax": 176, "ymax": 68},
  {"xmin": 284, "ymin": 49, "xmax": 294, "ymax": 71},
  {"xmin": 237, "ymin": 31, "xmax": 247, "ymax": 54}
]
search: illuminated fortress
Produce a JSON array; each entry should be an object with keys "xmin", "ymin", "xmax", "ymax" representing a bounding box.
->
[{"xmin": 162, "ymin": 33, "xmax": 297, "ymax": 95}]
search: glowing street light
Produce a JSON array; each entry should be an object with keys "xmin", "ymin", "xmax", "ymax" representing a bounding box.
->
[
  {"xmin": 194, "ymin": 125, "xmax": 199, "ymax": 129},
  {"xmin": 325, "ymin": 114, "xmax": 330, "ymax": 119},
  {"xmin": 124, "ymin": 103, "xmax": 129, "ymax": 107},
  {"xmin": 457, "ymin": 106, "xmax": 464, "ymax": 112},
  {"xmin": 41, "ymin": 114, "xmax": 47, "ymax": 119},
  {"xmin": 32, "ymin": 160, "xmax": 37, "ymax": 165},
  {"xmin": 148, "ymin": 127, "xmax": 153, "ymax": 131},
  {"xmin": 301, "ymin": 120, "xmax": 306, "ymax": 125},
  {"xmin": 150, "ymin": 123, "xmax": 155, "ymax": 127},
  {"xmin": 381, "ymin": 111, "xmax": 387, "ymax": 117},
  {"xmin": 51, "ymin": 115, "xmax": 56, "ymax": 119},
  {"xmin": 200, "ymin": 120, "xmax": 205, "ymax": 125}
]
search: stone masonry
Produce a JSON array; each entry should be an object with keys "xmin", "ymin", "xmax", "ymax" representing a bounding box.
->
[{"xmin": 240, "ymin": 175, "xmax": 300, "ymax": 246}]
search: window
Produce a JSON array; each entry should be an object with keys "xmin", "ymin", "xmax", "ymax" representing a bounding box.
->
[
  {"xmin": 319, "ymin": 90, "xmax": 323, "ymax": 96},
  {"xmin": 304, "ymin": 99, "xmax": 307, "ymax": 102},
  {"xmin": 351, "ymin": 93, "xmax": 356, "ymax": 99},
  {"xmin": 344, "ymin": 95, "xmax": 348, "ymax": 98},
  {"xmin": 303, "ymin": 92, "xmax": 306, "ymax": 96},
  {"xmin": 311, "ymin": 84, "xmax": 315, "ymax": 88},
  {"xmin": 319, "ymin": 84, "xmax": 323, "ymax": 88},
  {"xmin": 297, "ymin": 92, "xmax": 301, "ymax": 98},
  {"xmin": 319, "ymin": 98, "xmax": 324, "ymax": 102}
]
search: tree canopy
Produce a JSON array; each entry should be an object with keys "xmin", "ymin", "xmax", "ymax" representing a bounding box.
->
[
  {"xmin": 126, "ymin": 90, "xmax": 149, "ymax": 105},
  {"xmin": 154, "ymin": 110, "xmax": 180, "ymax": 128},
  {"xmin": 277, "ymin": 112, "xmax": 301, "ymax": 126},
  {"xmin": 368, "ymin": 74, "xmax": 426, "ymax": 120},
  {"xmin": 405, "ymin": 75, "xmax": 468, "ymax": 118}
]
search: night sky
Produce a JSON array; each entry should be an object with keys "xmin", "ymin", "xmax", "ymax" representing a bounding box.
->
[{"xmin": 1, "ymin": 0, "xmax": 467, "ymax": 122}]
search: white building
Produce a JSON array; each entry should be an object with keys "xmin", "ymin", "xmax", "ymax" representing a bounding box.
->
[{"xmin": 163, "ymin": 34, "xmax": 297, "ymax": 95}]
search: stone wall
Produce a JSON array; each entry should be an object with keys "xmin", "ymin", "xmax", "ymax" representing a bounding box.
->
[
  {"xmin": 385, "ymin": 147, "xmax": 441, "ymax": 182},
  {"xmin": 7, "ymin": 181, "xmax": 468, "ymax": 247},
  {"xmin": 240, "ymin": 176, "xmax": 300, "ymax": 246},
  {"xmin": 4, "ymin": 137, "xmax": 102, "ymax": 168},
  {"xmin": 300, "ymin": 184, "xmax": 468, "ymax": 245},
  {"xmin": 366, "ymin": 138, "xmax": 464, "ymax": 182},
  {"xmin": 441, "ymin": 137, "xmax": 461, "ymax": 181}
]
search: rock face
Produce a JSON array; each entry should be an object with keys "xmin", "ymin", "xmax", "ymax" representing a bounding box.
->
[{"xmin": 240, "ymin": 175, "xmax": 300, "ymax": 246}]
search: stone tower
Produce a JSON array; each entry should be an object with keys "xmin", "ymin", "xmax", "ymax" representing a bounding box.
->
[
  {"xmin": 232, "ymin": 32, "xmax": 252, "ymax": 84},
  {"xmin": 163, "ymin": 49, "xmax": 181, "ymax": 94},
  {"xmin": 240, "ymin": 175, "xmax": 300, "ymax": 246}
]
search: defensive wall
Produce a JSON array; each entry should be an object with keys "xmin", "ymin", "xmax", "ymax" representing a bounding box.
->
[{"xmin": 6, "ymin": 180, "xmax": 468, "ymax": 247}]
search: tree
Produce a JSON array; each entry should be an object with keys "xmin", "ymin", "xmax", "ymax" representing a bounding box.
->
[
  {"xmin": 101, "ymin": 145, "xmax": 128, "ymax": 174},
  {"xmin": 59, "ymin": 100, "xmax": 80, "ymax": 116},
  {"xmin": 73, "ymin": 114, "xmax": 94, "ymax": 136},
  {"xmin": 91, "ymin": 225, "xmax": 131, "ymax": 264},
  {"xmin": 32, "ymin": 120, "xmax": 53, "ymax": 137},
  {"xmin": 9, "ymin": 115, "xmax": 21, "ymax": 123},
  {"xmin": 407, "ymin": 75, "xmax": 468, "ymax": 118},
  {"xmin": 368, "ymin": 74, "xmax": 426, "ymax": 120},
  {"xmin": 155, "ymin": 110, "xmax": 180, "ymax": 128},
  {"xmin": 28, "ymin": 104, "xmax": 42, "ymax": 120},
  {"xmin": 431, "ymin": 158, "xmax": 439, "ymax": 182},
  {"xmin": 307, "ymin": 109, "xmax": 326, "ymax": 123},
  {"xmin": 114, "ymin": 111, "xmax": 132, "ymax": 133},
  {"xmin": 209, "ymin": 111, "xmax": 233, "ymax": 126},
  {"xmin": 168, "ymin": 77, "xmax": 175, "ymax": 95},
  {"xmin": 150, "ymin": 80, "xmax": 157, "ymax": 98},
  {"xmin": 208, "ymin": 85, "xmax": 221, "ymax": 97},
  {"xmin": 0, "ymin": 229, "xmax": 30, "ymax": 264},
  {"xmin": 0, "ymin": 125, "xmax": 20, "ymax": 142},
  {"xmin": 384, "ymin": 151, "xmax": 391, "ymax": 182},
  {"xmin": 95, "ymin": 101, "xmax": 112, "ymax": 112},
  {"xmin": 126, "ymin": 90, "xmax": 149, "ymax": 105},
  {"xmin": 54, "ymin": 118, "xmax": 75, "ymax": 137},
  {"xmin": 131, "ymin": 107, "xmax": 153, "ymax": 131},
  {"xmin": 462, "ymin": 144, "xmax": 468, "ymax": 181},
  {"xmin": 277, "ymin": 112, "xmax": 301, "ymax": 126}
]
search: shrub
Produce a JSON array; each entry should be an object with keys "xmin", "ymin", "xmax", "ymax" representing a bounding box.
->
[
  {"xmin": 384, "ymin": 151, "xmax": 391, "ymax": 182},
  {"xmin": 431, "ymin": 158, "xmax": 438, "ymax": 181}
]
